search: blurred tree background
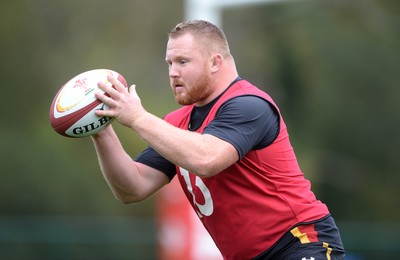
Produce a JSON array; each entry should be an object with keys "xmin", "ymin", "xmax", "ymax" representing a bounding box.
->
[{"xmin": 0, "ymin": 0, "xmax": 399, "ymax": 259}]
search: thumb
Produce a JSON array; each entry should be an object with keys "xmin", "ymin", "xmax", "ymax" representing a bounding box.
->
[
  {"xmin": 128, "ymin": 84, "xmax": 136, "ymax": 93},
  {"xmin": 128, "ymin": 84, "xmax": 141, "ymax": 99}
]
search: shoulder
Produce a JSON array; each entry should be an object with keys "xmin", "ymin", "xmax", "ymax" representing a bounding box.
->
[
  {"xmin": 217, "ymin": 95, "xmax": 278, "ymax": 120},
  {"xmin": 205, "ymin": 95, "xmax": 280, "ymax": 158}
]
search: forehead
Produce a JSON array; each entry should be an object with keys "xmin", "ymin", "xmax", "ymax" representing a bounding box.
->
[{"xmin": 166, "ymin": 33, "xmax": 202, "ymax": 58}]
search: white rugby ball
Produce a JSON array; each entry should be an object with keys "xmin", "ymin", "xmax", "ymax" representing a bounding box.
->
[{"xmin": 49, "ymin": 69, "xmax": 127, "ymax": 137}]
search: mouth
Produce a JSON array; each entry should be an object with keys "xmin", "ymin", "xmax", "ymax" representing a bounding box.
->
[{"xmin": 173, "ymin": 82, "xmax": 185, "ymax": 91}]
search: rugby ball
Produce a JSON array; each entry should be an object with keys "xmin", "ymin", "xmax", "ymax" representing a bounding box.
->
[{"xmin": 49, "ymin": 69, "xmax": 128, "ymax": 138}]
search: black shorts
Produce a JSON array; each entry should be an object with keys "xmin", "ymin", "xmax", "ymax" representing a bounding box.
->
[{"xmin": 253, "ymin": 215, "xmax": 345, "ymax": 260}]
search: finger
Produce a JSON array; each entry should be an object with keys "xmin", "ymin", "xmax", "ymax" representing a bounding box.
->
[
  {"xmin": 95, "ymin": 107, "xmax": 114, "ymax": 117},
  {"xmin": 98, "ymin": 80, "xmax": 119, "ymax": 98},
  {"xmin": 95, "ymin": 91, "xmax": 116, "ymax": 106},
  {"xmin": 98, "ymin": 80, "xmax": 113, "ymax": 91},
  {"xmin": 108, "ymin": 74, "xmax": 127, "ymax": 92},
  {"xmin": 95, "ymin": 97, "xmax": 117, "ymax": 117}
]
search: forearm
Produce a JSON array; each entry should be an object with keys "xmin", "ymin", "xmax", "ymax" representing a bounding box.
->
[{"xmin": 91, "ymin": 126, "xmax": 144, "ymax": 202}]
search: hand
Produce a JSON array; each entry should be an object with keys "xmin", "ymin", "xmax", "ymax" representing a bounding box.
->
[{"xmin": 95, "ymin": 74, "xmax": 146, "ymax": 128}]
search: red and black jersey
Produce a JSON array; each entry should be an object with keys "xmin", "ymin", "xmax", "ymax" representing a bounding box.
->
[{"xmin": 163, "ymin": 79, "xmax": 330, "ymax": 259}]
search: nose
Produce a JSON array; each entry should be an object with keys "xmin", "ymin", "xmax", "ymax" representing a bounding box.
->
[{"xmin": 168, "ymin": 63, "xmax": 179, "ymax": 78}]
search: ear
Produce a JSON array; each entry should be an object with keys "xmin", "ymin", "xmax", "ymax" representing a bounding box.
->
[{"xmin": 211, "ymin": 54, "xmax": 223, "ymax": 73}]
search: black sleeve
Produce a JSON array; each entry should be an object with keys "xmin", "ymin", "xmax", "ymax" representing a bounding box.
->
[
  {"xmin": 135, "ymin": 146, "xmax": 177, "ymax": 181},
  {"xmin": 203, "ymin": 95, "xmax": 280, "ymax": 159}
]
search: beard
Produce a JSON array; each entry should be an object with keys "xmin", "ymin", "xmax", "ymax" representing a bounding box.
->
[{"xmin": 173, "ymin": 74, "xmax": 213, "ymax": 106}]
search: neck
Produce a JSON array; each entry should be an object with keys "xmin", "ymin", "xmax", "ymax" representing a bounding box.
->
[
  {"xmin": 194, "ymin": 56, "xmax": 238, "ymax": 106},
  {"xmin": 195, "ymin": 72, "xmax": 239, "ymax": 107}
]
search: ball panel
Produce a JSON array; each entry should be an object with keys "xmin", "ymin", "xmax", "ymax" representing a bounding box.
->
[
  {"xmin": 51, "ymin": 70, "xmax": 106, "ymax": 118},
  {"xmin": 49, "ymin": 69, "xmax": 128, "ymax": 138},
  {"xmin": 50, "ymin": 99, "xmax": 102, "ymax": 137}
]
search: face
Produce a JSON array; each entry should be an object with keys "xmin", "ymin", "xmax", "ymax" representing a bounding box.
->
[{"xmin": 166, "ymin": 33, "xmax": 214, "ymax": 106}]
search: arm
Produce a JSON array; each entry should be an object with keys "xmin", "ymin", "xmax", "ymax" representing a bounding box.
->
[
  {"xmin": 133, "ymin": 113, "xmax": 238, "ymax": 177},
  {"xmin": 91, "ymin": 125, "xmax": 169, "ymax": 203},
  {"xmin": 95, "ymin": 76, "xmax": 239, "ymax": 178}
]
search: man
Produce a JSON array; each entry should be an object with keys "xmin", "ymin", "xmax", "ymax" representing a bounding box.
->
[{"xmin": 93, "ymin": 20, "xmax": 345, "ymax": 259}]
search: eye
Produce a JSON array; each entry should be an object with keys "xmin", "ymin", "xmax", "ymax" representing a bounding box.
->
[{"xmin": 179, "ymin": 59, "xmax": 188, "ymax": 65}]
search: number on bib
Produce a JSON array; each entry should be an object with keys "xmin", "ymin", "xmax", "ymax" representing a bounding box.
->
[{"xmin": 179, "ymin": 167, "xmax": 214, "ymax": 218}]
